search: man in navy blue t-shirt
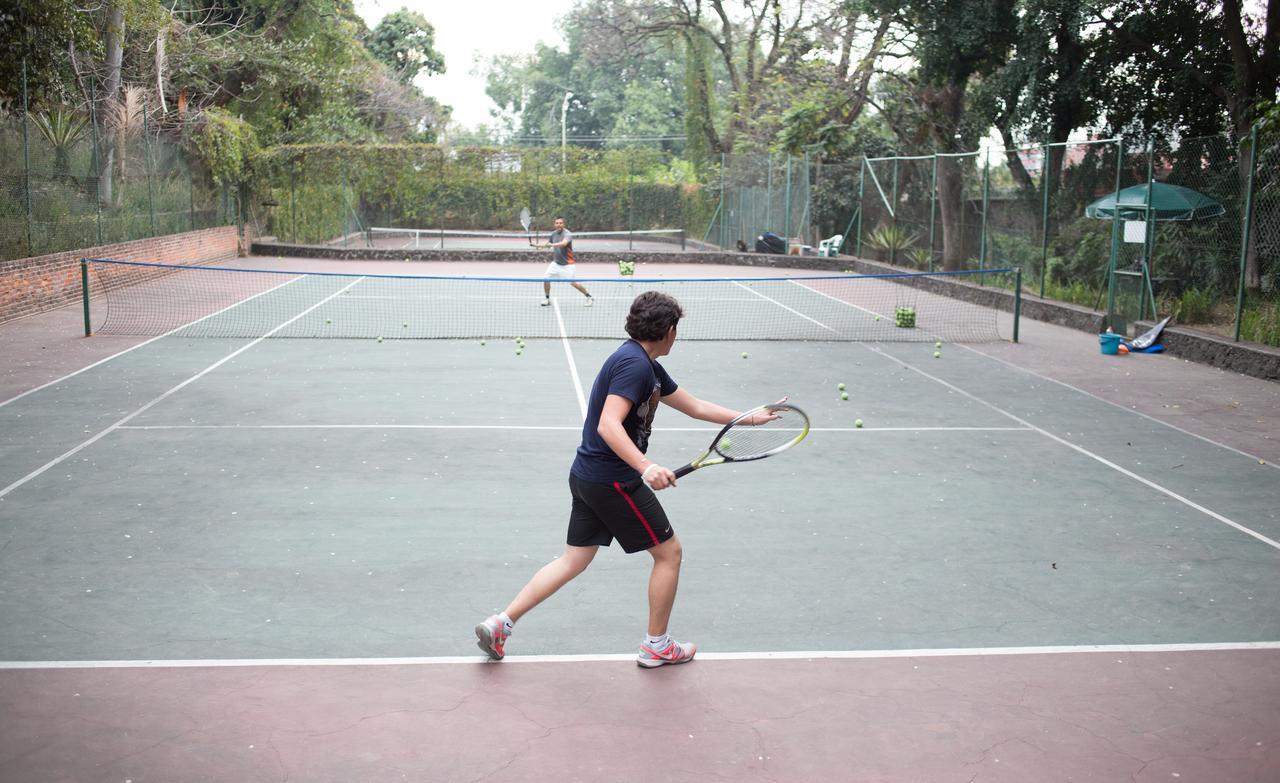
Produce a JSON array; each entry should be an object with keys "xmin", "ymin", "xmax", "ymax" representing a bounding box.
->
[{"xmin": 476, "ymin": 291, "xmax": 777, "ymax": 667}]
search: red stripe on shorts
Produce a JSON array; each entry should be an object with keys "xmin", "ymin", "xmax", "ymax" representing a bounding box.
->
[{"xmin": 613, "ymin": 482, "xmax": 660, "ymax": 547}]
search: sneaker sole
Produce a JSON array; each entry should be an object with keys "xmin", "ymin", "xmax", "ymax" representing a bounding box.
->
[{"xmin": 474, "ymin": 623, "xmax": 504, "ymax": 661}]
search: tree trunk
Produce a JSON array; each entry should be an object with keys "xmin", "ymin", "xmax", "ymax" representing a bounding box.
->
[
  {"xmin": 927, "ymin": 84, "xmax": 968, "ymax": 271},
  {"xmin": 97, "ymin": 1, "xmax": 125, "ymax": 206}
]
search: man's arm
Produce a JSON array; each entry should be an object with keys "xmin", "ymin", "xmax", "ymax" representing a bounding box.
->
[
  {"xmin": 660, "ymin": 387, "xmax": 775, "ymax": 426},
  {"xmin": 598, "ymin": 393, "xmax": 677, "ymax": 489}
]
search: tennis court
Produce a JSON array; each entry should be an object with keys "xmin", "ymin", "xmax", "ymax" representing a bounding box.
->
[{"xmin": 1, "ymin": 256, "xmax": 1278, "ymax": 781}]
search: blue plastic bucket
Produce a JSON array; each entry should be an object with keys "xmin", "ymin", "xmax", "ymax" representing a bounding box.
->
[{"xmin": 1099, "ymin": 332, "xmax": 1122, "ymax": 355}]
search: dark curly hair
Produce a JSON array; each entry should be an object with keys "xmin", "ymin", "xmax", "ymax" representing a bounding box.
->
[{"xmin": 625, "ymin": 291, "xmax": 683, "ymax": 341}]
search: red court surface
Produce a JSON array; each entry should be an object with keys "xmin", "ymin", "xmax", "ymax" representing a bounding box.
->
[{"xmin": 3, "ymin": 648, "xmax": 1278, "ymax": 782}]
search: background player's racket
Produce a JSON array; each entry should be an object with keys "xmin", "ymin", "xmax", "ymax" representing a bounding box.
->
[
  {"xmin": 630, "ymin": 396, "xmax": 809, "ymax": 490},
  {"xmin": 519, "ymin": 207, "xmax": 535, "ymax": 247}
]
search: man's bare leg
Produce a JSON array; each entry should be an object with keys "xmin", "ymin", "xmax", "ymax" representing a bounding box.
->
[
  {"xmin": 646, "ymin": 535, "xmax": 683, "ymax": 636},
  {"xmin": 505, "ymin": 544, "xmax": 598, "ymax": 622}
]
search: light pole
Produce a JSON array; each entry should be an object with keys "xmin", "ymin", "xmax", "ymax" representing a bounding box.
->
[{"xmin": 561, "ymin": 91, "xmax": 572, "ymax": 168}]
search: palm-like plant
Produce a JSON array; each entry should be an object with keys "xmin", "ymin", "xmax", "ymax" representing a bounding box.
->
[
  {"xmin": 864, "ymin": 224, "xmax": 917, "ymax": 264},
  {"xmin": 31, "ymin": 108, "xmax": 89, "ymax": 178}
]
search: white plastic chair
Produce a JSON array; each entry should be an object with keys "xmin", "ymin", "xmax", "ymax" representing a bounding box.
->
[{"xmin": 817, "ymin": 234, "xmax": 843, "ymax": 257}]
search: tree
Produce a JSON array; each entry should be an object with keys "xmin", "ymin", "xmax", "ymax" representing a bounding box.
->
[
  {"xmin": 883, "ymin": 0, "xmax": 1018, "ymax": 270},
  {"xmin": 364, "ymin": 8, "xmax": 445, "ymax": 85},
  {"xmin": 1095, "ymin": 0, "xmax": 1279, "ymax": 288},
  {"xmin": 591, "ymin": 0, "xmax": 823, "ymax": 153},
  {"xmin": 0, "ymin": 0, "xmax": 98, "ymax": 106}
]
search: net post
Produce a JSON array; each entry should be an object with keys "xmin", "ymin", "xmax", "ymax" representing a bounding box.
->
[
  {"xmin": 81, "ymin": 259, "xmax": 92, "ymax": 336},
  {"xmin": 1235, "ymin": 124, "xmax": 1259, "ymax": 342},
  {"xmin": 1013, "ymin": 266, "xmax": 1022, "ymax": 343}
]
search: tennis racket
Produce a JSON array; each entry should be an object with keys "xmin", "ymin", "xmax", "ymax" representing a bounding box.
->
[
  {"xmin": 631, "ymin": 396, "xmax": 809, "ymax": 490},
  {"xmin": 519, "ymin": 207, "xmax": 535, "ymax": 247}
]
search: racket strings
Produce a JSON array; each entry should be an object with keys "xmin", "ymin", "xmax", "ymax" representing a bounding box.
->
[{"xmin": 716, "ymin": 417, "xmax": 803, "ymax": 459}]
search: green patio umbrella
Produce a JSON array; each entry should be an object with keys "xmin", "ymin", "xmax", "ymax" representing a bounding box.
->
[{"xmin": 1085, "ymin": 181, "xmax": 1226, "ymax": 221}]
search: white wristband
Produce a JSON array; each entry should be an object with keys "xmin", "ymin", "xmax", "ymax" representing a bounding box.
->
[{"xmin": 641, "ymin": 463, "xmax": 661, "ymax": 487}]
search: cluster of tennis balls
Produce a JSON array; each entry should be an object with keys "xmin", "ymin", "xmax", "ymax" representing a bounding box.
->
[{"xmin": 515, "ymin": 337, "xmax": 525, "ymax": 356}]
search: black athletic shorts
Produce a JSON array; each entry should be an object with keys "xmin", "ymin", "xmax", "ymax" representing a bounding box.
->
[{"xmin": 567, "ymin": 473, "xmax": 674, "ymax": 554}]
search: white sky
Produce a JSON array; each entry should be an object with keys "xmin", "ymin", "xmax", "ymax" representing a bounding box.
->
[{"xmin": 353, "ymin": 0, "xmax": 576, "ymax": 128}]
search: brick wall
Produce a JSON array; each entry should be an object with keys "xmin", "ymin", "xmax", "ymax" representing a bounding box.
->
[{"xmin": 0, "ymin": 226, "xmax": 243, "ymax": 324}]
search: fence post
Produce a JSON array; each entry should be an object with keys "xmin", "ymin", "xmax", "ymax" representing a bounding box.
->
[
  {"xmin": 1106, "ymin": 139, "xmax": 1125, "ymax": 323},
  {"xmin": 890, "ymin": 156, "xmax": 900, "ymax": 265},
  {"xmin": 90, "ymin": 77, "xmax": 103, "ymax": 246},
  {"xmin": 1234, "ymin": 124, "xmax": 1259, "ymax": 342},
  {"xmin": 1141, "ymin": 140, "xmax": 1157, "ymax": 321},
  {"xmin": 21, "ymin": 59, "xmax": 33, "ymax": 256},
  {"xmin": 144, "ymin": 94, "xmax": 156, "ymax": 236},
  {"xmin": 783, "ymin": 155, "xmax": 792, "ymax": 248},
  {"xmin": 928, "ymin": 154, "xmax": 938, "ymax": 272},
  {"xmin": 1039, "ymin": 143, "xmax": 1051, "ymax": 298},
  {"xmin": 855, "ymin": 158, "xmax": 865, "ymax": 257},
  {"xmin": 979, "ymin": 155, "xmax": 990, "ymax": 283}
]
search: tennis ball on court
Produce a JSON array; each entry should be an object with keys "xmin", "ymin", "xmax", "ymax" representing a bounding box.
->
[
  {"xmin": 855, "ymin": 419, "xmax": 864, "ymax": 428},
  {"xmin": 402, "ymin": 322, "xmax": 408, "ymax": 328},
  {"xmin": 480, "ymin": 340, "xmax": 486, "ymax": 346},
  {"xmin": 933, "ymin": 351, "xmax": 941, "ymax": 359},
  {"xmin": 377, "ymin": 337, "xmax": 384, "ymax": 343},
  {"xmin": 840, "ymin": 392, "xmax": 849, "ymax": 400},
  {"xmin": 741, "ymin": 352, "xmax": 748, "ymax": 359},
  {"xmin": 935, "ymin": 341, "xmax": 943, "ymax": 348},
  {"xmin": 325, "ymin": 318, "xmax": 332, "ymax": 324},
  {"xmin": 516, "ymin": 349, "xmax": 523, "ymax": 356},
  {"xmin": 837, "ymin": 383, "xmax": 846, "ymax": 391},
  {"xmin": 875, "ymin": 315, "xmax": 882, "ymax": 321}
]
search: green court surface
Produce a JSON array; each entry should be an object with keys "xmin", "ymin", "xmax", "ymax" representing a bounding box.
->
[{"xmin": 2, "ymin": 325, "xmax": 1277, "ymax": 663}]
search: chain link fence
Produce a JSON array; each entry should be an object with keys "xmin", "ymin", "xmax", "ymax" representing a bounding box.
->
[
  {"xmin": 704, "ymin": 152, "xmax": 811, "ymax": 252},
  {"xmin": 1, "ymin": 94, "xmax": 228, "ymax": 263},
  {"xmin": 255, "ymin": 146, "xmax": 713, "ymax": 247},
  {"xmin": 853, "ymin": 132, "xmax": 1280, "ymax": 347}
]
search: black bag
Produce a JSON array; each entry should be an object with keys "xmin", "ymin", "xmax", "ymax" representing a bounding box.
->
[{"xmin": 755, "ymin": 232, "xmax": 786, "ymax": 254}]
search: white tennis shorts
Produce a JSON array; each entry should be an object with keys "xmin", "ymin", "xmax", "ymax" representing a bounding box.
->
[{"xmin": 544, "ymin": 261, "xmax": 576, "ymax": 279}]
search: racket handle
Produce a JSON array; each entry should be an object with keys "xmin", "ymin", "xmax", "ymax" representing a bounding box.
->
[{"xmin": 672, "ymin": 464, "xmax": 696, "ymax": 479}]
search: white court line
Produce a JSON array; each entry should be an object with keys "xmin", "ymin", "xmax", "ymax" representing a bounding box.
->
[
  {"xmin": 734, "ymin": 280, "xmax": 838, "ymax": 333},
  {"xmin": 550, "ymin": 297, "xmax": 588, "ymax": 420},
  {"xmin": 0, "ymin": 278, "xmax": 367, "ymax": 501},
  {"xmin": 862, "ymin": 343, "xmax": 1280, "ymax": 551},
  {"xmin": 762, "ymin": 283, "xmax": 1280, "ymax": 552},
  {"xmin": 3, "ymin": 640, "xmax": 1277, "ymax": 669},
  {"xmin": 0, "ymin": 273, "xmax": 308, "ymax": 410},
  {"xmin": 956, "ymin": 342, "xmax": 1280, "ymax": 472},
  {"xmin": 114, "ymin": 423, "xmax": 1032, "ymax": 433}
]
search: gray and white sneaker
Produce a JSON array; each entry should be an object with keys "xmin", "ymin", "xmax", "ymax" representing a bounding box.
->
[{"xmin": 637, "ymin": 638, "xmax": 696, "ymax": 668}]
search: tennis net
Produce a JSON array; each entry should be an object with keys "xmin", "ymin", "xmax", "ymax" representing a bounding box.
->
[
  {"xmin": 366, "ymin": 227, "xmax": 687, "ymax": 252},
  {"xmin": 81, "ymin": 259, "xmax": 1017, "ymax": 342}
]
